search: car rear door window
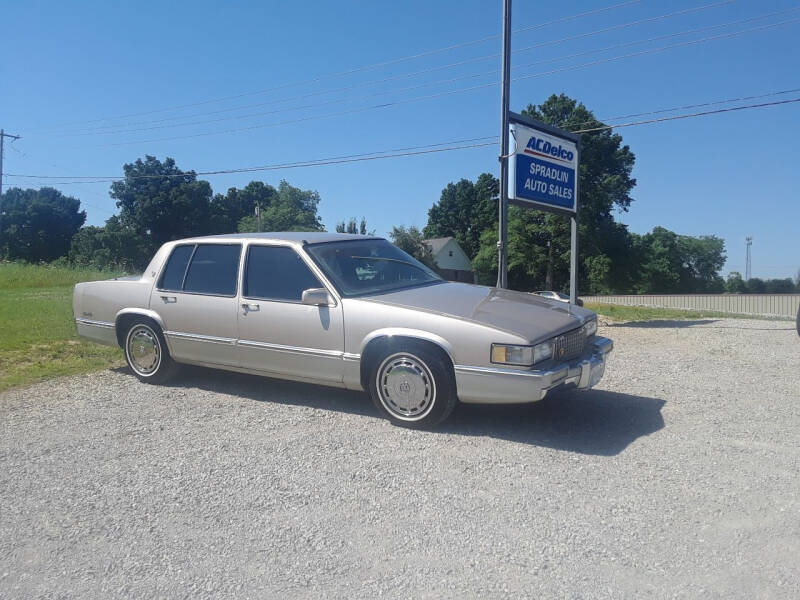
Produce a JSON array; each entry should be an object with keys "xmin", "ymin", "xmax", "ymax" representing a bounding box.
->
[
  {"xmin": 244, "ymin": 245, "xmax": 322, "ymax": 302},
  {"xmin": 182, "ymin": 244, "xmax": 242, "ymax": 296},
  {"xmin": 159, "ymin": 245, "xmax": 194, "ymax": 292}
]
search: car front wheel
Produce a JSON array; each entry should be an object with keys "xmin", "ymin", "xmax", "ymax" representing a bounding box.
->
[
  {"xmin": 368, "ymin": 344, "xmax": 457, "ymax": 429},
  {"xmin": 124, "ymin": 320, "xmax": 177, "ymax": 384}
]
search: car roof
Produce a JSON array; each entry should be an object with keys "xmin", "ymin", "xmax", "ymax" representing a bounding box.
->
[{"xmin": 173, "ymin": 232, "xmax": 384, "ymax": 245}]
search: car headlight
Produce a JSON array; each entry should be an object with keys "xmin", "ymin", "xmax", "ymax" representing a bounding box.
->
[
  {"xmin": 491, "ymin": 341, "xmax": 553, "ymax": 366},
  {"xmin": 582, "ymin": 318, "xmax": 597, "ymax": 338}
]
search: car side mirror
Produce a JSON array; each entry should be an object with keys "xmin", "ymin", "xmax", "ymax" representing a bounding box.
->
[{"xmin": 301, "ymin": 287, "xmax": 333, "ymax": 306}]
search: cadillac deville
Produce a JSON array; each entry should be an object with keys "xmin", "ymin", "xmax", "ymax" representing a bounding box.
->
[{"xmin": 73, "ymin": 232, "xmax": 612, "ymax": 428}]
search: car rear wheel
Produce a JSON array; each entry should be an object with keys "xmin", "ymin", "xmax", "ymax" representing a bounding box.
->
[
  {"xmin": 124, "ymin": 320, "xmax": 177, "ymax": 384},
  {"xmin": 368, "ymin": 344, "xmax": 457, "ymax": 429}
]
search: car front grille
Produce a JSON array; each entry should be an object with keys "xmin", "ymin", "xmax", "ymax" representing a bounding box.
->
[{"xmin": 552, "ymin": 327, "xmax": 586, "ymax": 362}]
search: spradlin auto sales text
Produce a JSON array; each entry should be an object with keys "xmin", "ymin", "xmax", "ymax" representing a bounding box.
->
[{"xmin": 524, "ymin": 162, "xmax": 573, "ymax": 200}]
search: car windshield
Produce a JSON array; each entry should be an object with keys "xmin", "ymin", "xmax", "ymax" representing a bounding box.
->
[{"xmin": 305, "ymin": 239, "xmax": 443, "ymax": 297}]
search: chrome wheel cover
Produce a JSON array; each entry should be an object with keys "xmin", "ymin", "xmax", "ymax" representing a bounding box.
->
[
  {"xmin": 126, "ymin": 325, "xmax": 161, "ymax": 376},
  {"xmin": 376, "ymin": 353, "xmax": 436, "ymax": 421}
]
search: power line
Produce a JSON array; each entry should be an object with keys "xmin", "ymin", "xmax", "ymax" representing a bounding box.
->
[
  {"xmin": 51, "ymin": 5, "xmax": 785, "ymax": 139},
  {"xmin": 8, "ymin": 95, "xmax": 800, "ymax": 185},
  {"xmin": 7, "ymin": 136, "xmax": 500, "ymax": 181},
  {"xmin": 81, "ymin": 17, "xmax": 800, "ymax": 147},
  {"xmin": 37, "ymin": 0, "xmax": 642, "ymax": 131},
  {"xmin": 8, "ymin": 140, "xmax": 499, "ymax": 185},
  {"xmin": 572, "ymin": 97, "xmax": 800, "ymax": 132},
  {"xmin": 41, "ymin": 0, "xmax": 740, "ymax": 135},
  {"xmin": 576, "ymin": 87, "xmax": 800, "ymax": 128},
  {"xmin": 511, "ymin": 17, "xmax": 800, "ymax": 84}
]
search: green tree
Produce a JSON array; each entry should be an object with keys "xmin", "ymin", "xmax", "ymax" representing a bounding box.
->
[
  {"xmin": 725, "ymin": 271, "xmax": 748, "ymax": 293},
  {"xmin": 631, "ymin": 227, "xmax": 681, "ymax": 293},
  {"xmin": 210, "ymin": 181, "xmax": 277, "ymax": 233},
  {"xmin": 0, "ymin": 187, "xmax": 86, "ymax": 262},
  {"xmin": 111, "ymin": 156, "xmax": 213, "ymax": 256},
  {"xmin": 389, "ymin": 225, "xmax": 437, "ymax": 269},
  {"xmin": 764, "ymin": 278, "xmax": 796, "ymax": 293},
  {"xmin": 676, "ymin": 235, "xmax": 726, "ymax": 292},
  {"xmin": 69, "ymin": 216, "xmax": 150, "ymax": 271},
  {"xmin": 473, "ymin": 227, "xmax": 499, "ymax": 285},
  {"xmin": 237, "ymin": 181, "xmax": 323, "ymax": 233},
  {"xmin": 423, "ymin": 173, "xmax": 498, "ymax": 259},
  {"xmin": 746, "ymin": 278, "xmax": 766, "ymax": 293},
  {"xmin": 632, "ymin": 227, "xmax": 726, "ymax": 293},
  {"xmin": 336, "ymin": 217, "xmax": 373, "ymax": 235}
]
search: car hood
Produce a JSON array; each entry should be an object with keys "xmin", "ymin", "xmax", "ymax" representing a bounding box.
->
[{"xmin": 361, "ymin": 282, "xmax": 594, "ymax": 343}]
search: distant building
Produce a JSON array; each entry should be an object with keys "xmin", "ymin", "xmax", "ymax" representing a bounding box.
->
[{"xmin": 423, "ymin": 237, "xmax": 475, "ymax": 283}]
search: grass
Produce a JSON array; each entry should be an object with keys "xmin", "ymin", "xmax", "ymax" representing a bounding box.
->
[
  {"xmin": 584, "ymin": 302, "xmax": 790, "ymax": 322},
  {"xmin": 0, "ymin": 262, "xmax": 127, "ymax": 392}
]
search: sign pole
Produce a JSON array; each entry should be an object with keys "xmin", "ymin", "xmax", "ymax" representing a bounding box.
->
[
  {"xmin": 496, "ymin": 0, "xmax": 512, "ymax": 289},
  {"xmin": 569, "ymin": 216, "xmax": 578, "ymax": 304},
  {"xmin": 569, "ymin": 141, "xmax": 580, "ymax": 305}
]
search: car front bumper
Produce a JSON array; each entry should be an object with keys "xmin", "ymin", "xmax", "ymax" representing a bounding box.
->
[{"xmin": 454, "ymin": 336, "xmax": 613, "ymax": 404}]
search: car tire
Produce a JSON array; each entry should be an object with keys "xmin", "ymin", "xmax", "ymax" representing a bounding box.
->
[
  {"xmin": 123, "ymin": 319, "xmax": 178, "ymax": 384},
  {"xmin": 368, "ymin": 343, "xmax": 458, "ymax": 429}
]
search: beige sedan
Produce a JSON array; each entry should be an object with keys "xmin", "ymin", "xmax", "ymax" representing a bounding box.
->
[{"xmin": 74, "ymin": 232, "xmax": 612, "ymax": 428}]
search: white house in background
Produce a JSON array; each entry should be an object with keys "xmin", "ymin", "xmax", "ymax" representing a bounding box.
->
[{"xmin": 423, "ymin": 237, "xmax": 475, "ymax": 283}]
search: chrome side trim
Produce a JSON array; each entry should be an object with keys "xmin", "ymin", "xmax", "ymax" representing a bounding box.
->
[
  {"xmin": 359, "ymin": 328, "xmax": 455, "ymax": 364},
  {"xmin": 76, "ymin": 318, "xmax": 114, "ymax": 329},
  {"xmin": 115, "ymin": 308, "xmax": 167, "ymax": 332},
  {"xmin": 343, "ymin": 352, "xmax": 361, "ymax": 361},
  {"xmin": 164, "ymin": 331, "xmax": 237, "ymax": 345},
  {"xmin": 172, "ymin": 358, "xmax": 349, "ymax": 389},
  {"xmin": 238, "ymin": 339, "xmax": 343, "ymax": 359}
]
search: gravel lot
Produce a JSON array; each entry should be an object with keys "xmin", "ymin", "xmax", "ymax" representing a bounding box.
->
[{"xmin": 1, "ymin": 318, "xmax": 798, "ymax": 599}]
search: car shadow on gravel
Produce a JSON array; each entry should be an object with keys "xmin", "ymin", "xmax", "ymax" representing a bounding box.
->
[
  {"xmin": 607, "ymin": 319, "xmax": 718, "ymax": 328},
  {"xmin": 150, "ymin": 366, "xmax": 664, "ymax": 456},
  {"xmin": 155, "ymin": 366, "xmax": 377, "ymax": 417},
  {"xmin": 442, "ymin": 390, "xmax": 666, "ymax": 456}
]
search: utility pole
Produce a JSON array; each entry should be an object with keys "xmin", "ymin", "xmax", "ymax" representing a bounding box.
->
[
  {"xmin": 0, "ymin": 129, "xmax": 22, "ymax": 198},
  {"xmin": 0, "ymin": 129, "xmax": 22, "ymax": 240},
  {"xmin": 745, "ymin": 236, "xmax": 753, "ymax": 280},
  {"xmin": 496, "ymin": 0, "xmax": 512, "ymax": 289}
]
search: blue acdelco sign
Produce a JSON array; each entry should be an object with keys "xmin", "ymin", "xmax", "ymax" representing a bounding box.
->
[
  {"xmin": 524, "ymin": 136, "xmax": 575, "ymax": 162},
  {"xmin": 508, "ymin": 123, "xmax": 578, "ymax": 213}
]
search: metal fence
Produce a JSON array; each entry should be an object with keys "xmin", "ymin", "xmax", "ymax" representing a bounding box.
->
[{"xmin": 580, "ymin": 294, "xmax": 800, "ymax": 319}]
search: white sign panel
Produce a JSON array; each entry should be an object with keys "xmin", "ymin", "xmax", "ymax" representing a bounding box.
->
[{"xmin": 508, "ymin": 122, "xmax": 578, "ymax": 213}]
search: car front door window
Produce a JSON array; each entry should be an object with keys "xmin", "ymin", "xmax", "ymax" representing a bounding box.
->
[
  {"xmin": 244, "ymin": 245, "xmax": 322, "ymax": 302},
  {"xmin": 238, "ymin": 245, "xmax": 344, "ymax": 383}
]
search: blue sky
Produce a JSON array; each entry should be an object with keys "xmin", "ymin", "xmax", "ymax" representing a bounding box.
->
[{"xmin": 3, "ymin": 0, "xmax": 798, "ymax": 279}]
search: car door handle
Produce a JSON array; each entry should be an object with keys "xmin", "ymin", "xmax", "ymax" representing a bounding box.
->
[
  {"xmin": 160, "ymin": 296, "xmax": 177, "ymax": 303},
  {"xmin": 242, "ymin": 303, "xmax": 260, "ymax": 312}
]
